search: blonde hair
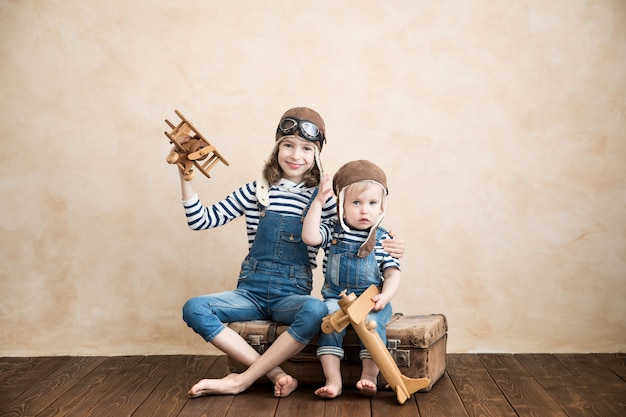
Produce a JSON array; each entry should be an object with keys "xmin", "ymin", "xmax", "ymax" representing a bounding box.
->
[{"xmin": 344, "ymin": 181, "xmax": 385, "ymax": 199}]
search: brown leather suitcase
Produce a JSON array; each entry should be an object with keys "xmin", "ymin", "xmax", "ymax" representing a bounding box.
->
[{"xmin": 227, "ymin": 313, "xmax": 447, "ymax": 392}]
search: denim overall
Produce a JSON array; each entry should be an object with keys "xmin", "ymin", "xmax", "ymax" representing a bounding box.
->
[
  {"xmin": 183, "ymin": 191, "xmax": 327, "ymax": 345},
  {"xmin": 317, "ymin": 224, "xmax": 393, "ymax": 359}
]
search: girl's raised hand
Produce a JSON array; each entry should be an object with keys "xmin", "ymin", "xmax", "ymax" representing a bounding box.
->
[{"xmin": 317, "ymin": 173, "xmax": 334, "ymax": 204}]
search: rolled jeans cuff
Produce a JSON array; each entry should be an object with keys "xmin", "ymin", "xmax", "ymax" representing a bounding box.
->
[
  {"xmin": 317, "ymin": 346, "xmax": 344, "ymax": 359},
  {"xmin": 359, "ymin": 349, "xmax": 371, "ymax": 360}
]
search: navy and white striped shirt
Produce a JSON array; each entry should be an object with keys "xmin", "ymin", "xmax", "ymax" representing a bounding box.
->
[
  {"xmin": 318, "ymin": 220, "xmax": 401, "ymax": 275},
  {"xmin": 182, "ymin": 179, "xmax": 336, "ymax": 268}
]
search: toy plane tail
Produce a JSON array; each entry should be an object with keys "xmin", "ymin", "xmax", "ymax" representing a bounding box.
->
[
  {"xmin": 402, "ymin": 375, "xmax": 431, "ymax": 395},
  {"xmin": 394, "ymin": 385, "xmax": 409, "ymax": 404}
]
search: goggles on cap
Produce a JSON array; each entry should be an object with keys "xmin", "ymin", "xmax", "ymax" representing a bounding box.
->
[{"xmin": 276, "ymin": 118, "xmax": 325, "ymax": 149}]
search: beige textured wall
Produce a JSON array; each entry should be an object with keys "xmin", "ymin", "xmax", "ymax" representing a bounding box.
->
[{"xmin": 1, "ymin": 0, "xmax": 624, "ymax": 356}]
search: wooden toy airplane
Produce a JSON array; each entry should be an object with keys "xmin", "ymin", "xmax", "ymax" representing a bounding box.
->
[
  {"xmin": 164, "ymin": 110, "xmax": 230, "ymax": 181},
  {"xmin": 321, "ymin": 285, "xmax": 431, "ymax": 404}
]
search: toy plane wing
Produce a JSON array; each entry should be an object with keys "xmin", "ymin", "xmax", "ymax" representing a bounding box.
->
[{"xmin": 346, "ymin": 285, "xmax": 379, "ymax": 324}]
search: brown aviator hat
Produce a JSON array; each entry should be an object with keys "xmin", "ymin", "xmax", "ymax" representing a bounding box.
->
[
  {"xmin": 275, "ymin": 107, "xmax": 326, "ymax": 149},
  {"xmin": 333, "ymin": 160, "xmax": 388, "ymax": 257},
  {"xmin": 257, "ymin": 107, "xmax": 326, "ymax": 207}
]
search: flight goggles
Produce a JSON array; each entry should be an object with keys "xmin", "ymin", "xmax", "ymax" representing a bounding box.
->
[{"xmin": 276, "ymin": 118, "xmax": 325, "ymax": 148}]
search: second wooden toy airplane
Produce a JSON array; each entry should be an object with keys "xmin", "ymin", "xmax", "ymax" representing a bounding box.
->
[{"xmin": 321, "ymin": 285, "xmax": 431, "ymax": 404}]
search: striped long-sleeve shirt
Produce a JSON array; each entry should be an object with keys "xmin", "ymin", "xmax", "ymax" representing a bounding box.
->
[
  {"xmin": 318, "ymin": 220, "xmax": 401, "ymax": 275},
  {"xmin": 182, "ymin": 178, "xmax": 337, "ymax": 268}
]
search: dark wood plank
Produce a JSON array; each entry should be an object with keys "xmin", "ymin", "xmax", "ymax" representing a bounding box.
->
[
  {"xmin": 224, "ymin": 383, "xmax": 279, "ymax": 417},
  {"xmin": 320, "ymin": 389, "xmax": 371, "ymax": 417},
  {"xmin": 0, "ymin": 358, "xmax": 38, "ymax": 384},
  {"xmin": 0, "ymin": 357, "xmax": 44, "ymax": 401},
  {"xmin": 447, "ymin": 354, "xmax": 517, "ymax": 417},
  {"xmin": 0, "ymin": 357, "xmax": 31, "ymax": 371},
  {"xmin": 79, "ymin": 355, "xmax": 180, "ymax": 417},
  {"xmin": 177, "ymin": 396, "xmax": 236, "ymax": 417},
  {"xmin": 274, "ymin": 386, "xmax": 325, "ymax": 417},
  {"xmin": 131, "ymin": 355, "xmax": 218, "ymax": 417},
  {"xmin": 415, "ymin": 371, "xmax": 469, "ymax": 417},
  {"xmin": 518, "ymin": 354, "xmax": 621, "ymax": 417},
  {"xmin": 35, "ymin": 356, "xmax": 145, "ymax": 417},
  {"xmin": 1, "ymin": 356, "xmax": 106, "ymax": 417},
  {"xmin": 372, "ymin": 387, "xmax": 421, "ymax": 416},
  {"xmin": 480, "ymin": 354, "xmax": 568, "ymax": 417},
  {"xmin": 176, "ymin": 356, "xmax": 235, "ymax": 417},
  {"xmin": 556, "ymin": 353, "xmax": 626, "ymax": 416},
  {"xmin": 595, "ymin": 353, "xmax": 626, "ymax": 380},
  {"xmin": 0, "ymin": 357, "xmax": 71, "ymax": 407}
]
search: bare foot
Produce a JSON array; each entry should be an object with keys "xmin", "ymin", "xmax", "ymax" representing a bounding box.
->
[
  {"xmin": 273, "ymin": 374, "xmax": 298, "ymax": 397},
  {"xmin": 188, "ymin": 373, "xmax": 246, "ymax": 397},
  {"xmin": 356, "ymin": 377, "xmax": 377, "ymax": 397},
  {"xmin": 314, "ymin": 381, "xmax": 342, "ymax": 399}
]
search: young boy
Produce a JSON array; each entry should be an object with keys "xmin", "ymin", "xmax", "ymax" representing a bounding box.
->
[{"xmin": 302, "ymin": 160, "xmax": 401, "ymax": 398}]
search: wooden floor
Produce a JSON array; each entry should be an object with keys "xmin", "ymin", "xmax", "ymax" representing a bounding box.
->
[{"xmin": 1, "ymin": 354, "xmax": 624, "ymax": 417}]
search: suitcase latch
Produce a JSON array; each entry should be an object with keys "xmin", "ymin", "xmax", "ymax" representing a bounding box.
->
[
  {"xmin": 248, "ymin": 335, "xmax": 265, "ymax": 353},
  {"xmin": 387, "ymin": 339, "xmax": 410, "ymax": 367}
]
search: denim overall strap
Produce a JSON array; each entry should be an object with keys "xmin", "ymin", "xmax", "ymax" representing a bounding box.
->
[
  {"xmin": 321, "ymin": 223, "xmax": 382, "ymax": 299},
  {"xmin": 247, "ymin": 187, "xmax": 318, "ymax": 265}
]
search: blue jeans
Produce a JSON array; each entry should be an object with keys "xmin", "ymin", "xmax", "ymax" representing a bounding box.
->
[
  {"xmin": 183, "ymin": 259, "xmax": 327, "ymax": 344},
  {"xmin": 183, "ymin": 202, "xmax": 327, "ymax": 345},
  {"xmin": 317, "ymin": 297, "xmax": 393, "ymax": 359}
]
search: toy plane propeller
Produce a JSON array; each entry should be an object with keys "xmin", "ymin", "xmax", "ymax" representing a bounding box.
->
[{"xmin": 321, "ymin": 285, "xmax": 431, "ymax": 404}]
